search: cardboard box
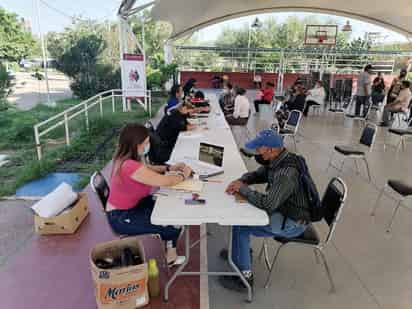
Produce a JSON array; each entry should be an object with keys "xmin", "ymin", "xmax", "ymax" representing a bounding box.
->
[
  {"xmin": 90, "ymin": 237, "xmax": 149, "ymax": 309},
  {"xmin": 34, "ymin": 193, "xmax": 89, "ymax": 235}
]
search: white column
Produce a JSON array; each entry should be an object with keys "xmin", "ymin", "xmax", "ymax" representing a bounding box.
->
[
  {"xmin": 164, "ymin": 40, "xmax": 174, "ymax": 90},
  {"xmin": 118, "ymin": 17, "xmax": 127, "ymax": 112}
]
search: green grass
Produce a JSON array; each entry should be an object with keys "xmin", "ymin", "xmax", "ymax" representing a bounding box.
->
[{"xmin": 0, "ymin": 94, "xmax": 165, "ymax": 197}]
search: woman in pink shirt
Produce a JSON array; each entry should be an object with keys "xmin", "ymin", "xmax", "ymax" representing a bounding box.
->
[{"xmin": 106, "ymin": 123, "xmax": 192, "ymax": 266}]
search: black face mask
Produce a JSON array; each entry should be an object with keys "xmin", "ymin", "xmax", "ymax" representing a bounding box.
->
[{"xmin": 254, "ymin": 154, "xmax": 270, "ymax": 166}]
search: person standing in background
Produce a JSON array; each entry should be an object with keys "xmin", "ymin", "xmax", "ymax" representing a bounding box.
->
[
  {"xmin": 355, "ymin": 64, "xmax": 373, "ymax": 117},
  {"xmin": 371, "ymin": 72, "xmax": 386, "ymax": 108}
]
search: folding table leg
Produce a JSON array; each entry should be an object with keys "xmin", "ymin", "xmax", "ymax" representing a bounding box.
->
[{"xmin": 164, "ymin": 225, "xmax": 190, "ymax": 302}]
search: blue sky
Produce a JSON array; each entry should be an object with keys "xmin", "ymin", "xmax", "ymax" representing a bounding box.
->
[{"xmin": 1, "ymin": 0, "xmax": 408, "ymax": 44}]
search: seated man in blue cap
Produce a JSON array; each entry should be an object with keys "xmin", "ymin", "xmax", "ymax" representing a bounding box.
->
[{"xmin": 219, "ymin": 129, "xmax": 311, "ymax": 292}]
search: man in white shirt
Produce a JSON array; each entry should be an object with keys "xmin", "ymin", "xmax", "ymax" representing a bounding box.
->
[
  {"xmin": 380, "ymin": 80, "xmax": 412, "ymax": 127},
  {"xmin": 355, "ymin": 64, "xmax": 373, "ymax": 117},
  {"xmin": 226, "ymin": 87, "xmax": 250, "ymax": 126}
]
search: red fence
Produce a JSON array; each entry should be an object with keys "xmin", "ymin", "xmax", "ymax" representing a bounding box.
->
[{"xmin": 180, "ymin": 71, "xmax": 396, "ymax": 92}]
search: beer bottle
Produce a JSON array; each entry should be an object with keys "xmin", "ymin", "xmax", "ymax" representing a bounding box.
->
[{"xmin": 148, "ymin": 259, "xmax": 160, "ymax": 298}]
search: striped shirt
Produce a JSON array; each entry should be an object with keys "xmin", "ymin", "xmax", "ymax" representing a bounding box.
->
[{"xmin": 238, "ymin": 150, "xmax": 311, "ymax": 222}]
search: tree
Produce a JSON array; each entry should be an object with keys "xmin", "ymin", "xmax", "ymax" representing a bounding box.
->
[
  {"xmin": 0, "ymin": 8, "xmax": 35, "ymax": 62},
  {"xmin": 0, "ymin": 62, "xmax": 12, "ymax": 108}
]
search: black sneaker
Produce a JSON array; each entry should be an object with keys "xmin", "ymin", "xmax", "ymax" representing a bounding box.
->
[{"xmin": 218, "ymin": 275, "xmax": 254, "ymax": 293}]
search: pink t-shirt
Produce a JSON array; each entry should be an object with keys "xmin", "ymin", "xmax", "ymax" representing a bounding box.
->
[{"xmin": 108, "ymin": 159, "xmax": 152, "ymax": 210}]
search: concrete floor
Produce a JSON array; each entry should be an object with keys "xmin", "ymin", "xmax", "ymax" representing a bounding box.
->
[
  {"xmin": 8, "ymin": 71, "xmax": 72, "ymax": 110},
  {"xmin": 205, "ymin": 90, "xmax": 412, "ymax": 309}
]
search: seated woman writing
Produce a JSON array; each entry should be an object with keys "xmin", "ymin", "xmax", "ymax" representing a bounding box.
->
[
  {"xmin": 106, "ymin": 123, "xmax": 192, "ymax": 267},
  {"xmin": 226, "ymin": 87, "xmax": 250, "ymax": 126}
]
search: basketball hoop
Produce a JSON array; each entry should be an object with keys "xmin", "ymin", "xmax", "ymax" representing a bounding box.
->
[{"xmin": 304, "ymin": 25, "xmax": 337, "ymax": 46}]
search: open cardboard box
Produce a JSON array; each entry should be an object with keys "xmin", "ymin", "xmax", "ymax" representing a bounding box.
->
[
  {"xmin": 90, "ymin": 237, "xmax": 149, "ymax": 309},
  {"xmin": 34, "ymin": 192, "xmax": 89, "ymax": 235}
]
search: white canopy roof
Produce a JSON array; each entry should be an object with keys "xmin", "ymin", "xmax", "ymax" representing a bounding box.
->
[{"xmin": 150, "ymin": 0, "xmax": 412, "ymax": 40}]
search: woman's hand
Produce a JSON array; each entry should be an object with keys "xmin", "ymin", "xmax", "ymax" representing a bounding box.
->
[
  {"xmin": 181, "ymin": 166, "xmax": 193, "ymax": 179},
  {"xmin": 187, "ymin": 124, "xmax": 196, "ymax": 131},
  {"xmin": 170, "ymin": 163, "xmax": 186, "ymax": 172}
]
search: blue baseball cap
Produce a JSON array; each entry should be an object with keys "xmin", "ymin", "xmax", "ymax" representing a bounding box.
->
[{"xmin": 245, "ymin": 129, "xmax": 284, "ymax": 150}]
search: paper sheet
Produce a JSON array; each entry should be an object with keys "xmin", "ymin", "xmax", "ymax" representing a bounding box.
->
[
  {"xmin": 168, "ymin": 180, "xmax": 204, "ymax": 192},
  {"xmin": 179, "ymin": 132, "xmax": 204, "ymax": 139}
]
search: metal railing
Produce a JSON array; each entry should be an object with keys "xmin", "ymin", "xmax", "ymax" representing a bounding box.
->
[
  {"xmin": 33, "ymin": 89, "xmax": 152, "ymax": 160},
  {"xmin": 175, "ymin": 45, "xmax": 412, "ymax": 74}
]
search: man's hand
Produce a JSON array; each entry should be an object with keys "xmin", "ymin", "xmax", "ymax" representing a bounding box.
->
[{"xmin": 225, "ymin": 180, "xmax": 245, "ymax": 195}]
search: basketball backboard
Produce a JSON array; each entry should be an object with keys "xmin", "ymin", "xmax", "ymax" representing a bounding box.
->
[{"xmin": 304, "ymin": 25, "xmax": 338, "ymax": 46}]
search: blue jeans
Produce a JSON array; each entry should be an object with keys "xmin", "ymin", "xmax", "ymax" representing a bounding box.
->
[
  {"xmin": 232, "ymin": 212, "xmax": 307, "ymax": 271},
  {"xmin": 107, "ymin": 196, "xmax": 181, "ymax": 247}
]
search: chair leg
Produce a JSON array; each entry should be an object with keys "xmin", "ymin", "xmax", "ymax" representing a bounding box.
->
[
  {"xmin": 317, "ymin": 248, "xmax": 336, "ymax": 293},
  {"xmin": 371, "ymin": 185, "xmax": 386, "ymax": 216},
  {"xmin": 386, "ymin": 200, "xmax": 403, "ymax": 233},
  {"xmin": 313, "ymin": 249, "xmax": 321, "ymax": 264},
  {"xmin": 396, "ymin": 137, "xmax": 403, "ymax": 154},
  {"xmin": 354, "ymin": 158, "xmax": 360, "ymax": 174},
  {"xmin": 363, "ymin": 157, "xmax": 372, "ymax": 183},
  {"xmin": 337, "ymin": 158, "xmax": 346, "ymax": 177},
  {"xmin": 264, "ymin": 244, "xmax": 284, "ymax": 289},
  {"xmin": 293, "ymin": 136, "xmax": 297, "ymax": 151},
  {"xmin": 326, "ymin": 151, "xmax": 335, "ymax": 172}
]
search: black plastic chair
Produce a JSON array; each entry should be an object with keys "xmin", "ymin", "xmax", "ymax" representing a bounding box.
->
[
  {"xmin": 90, "ymin": 171, "xmax": 110, "ymax": 212},
  {"xmin": 326, "ymin": 122, "xmax": 377, "ymax": 182},
  {"xmin": 259, "ymin": 177, "xmax": 348, "ymax": 292},
  {"xmin": 279, "ymin": 109, "xmax": 303, "ymax": 150},
  {"xmin": 385, "ymin": 118, "xmax": 412, "ymax": 153},
  {"xmin": 371, "ymin": 180, "xmax": 412, "ymax": 232}
]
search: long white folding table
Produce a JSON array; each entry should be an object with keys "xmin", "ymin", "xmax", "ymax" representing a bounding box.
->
[{"xmin": 151, "ymin": 92, "xmax": 269, "ymax": 302}]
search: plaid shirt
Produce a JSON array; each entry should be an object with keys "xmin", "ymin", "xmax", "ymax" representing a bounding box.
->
[{"xmin": 238, "ymin": 150, "xmax": 311, "ymax": 222}]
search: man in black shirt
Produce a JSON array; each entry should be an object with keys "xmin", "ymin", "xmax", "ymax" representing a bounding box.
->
[{"xmin": 276, "ymin": 85, "xmax": 306, "ymax": 127}]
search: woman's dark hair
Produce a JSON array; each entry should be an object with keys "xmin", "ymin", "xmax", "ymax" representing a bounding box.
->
[
  {"xmin": 236, "ymin": 87, "xmax": 246, "ymax": 95},
  {"xmin": 266, "ymin": 82, "xmax": 275, "ymax": 87},
  {"xmin": 169, "ymin": 84, "xmax": 181, "ymax": 98},
  {"xmin": 194, "ymin": 90, "xmax": 205, "ymax": 99},
  {"xmin": 112, "ymin": 123, "xmax": 149, "ymax": 176},
  {"xmin": 227, "ymin": 83, "xmax": 233, "ymax": 90}
]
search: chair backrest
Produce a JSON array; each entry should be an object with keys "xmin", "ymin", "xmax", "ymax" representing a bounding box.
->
[
  {"xmin": 321, "ymin": 177, "xmax": 348, "ymax": 244},
  {"xmin": 90, "ymin": 171, "xmax": 110, "ymax": 211},
  {"xmin": 144, "ymin": 121, "xmax": 155, "ymax": 133},
  {"xmin": 285, "ymin": 110, "xmax": 303, "ymax": 133},
  {"xmin": 359, "ymin": 122, "xmax": 377, "ymax": 149}
]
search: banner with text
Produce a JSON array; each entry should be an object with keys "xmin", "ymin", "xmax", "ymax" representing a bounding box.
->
[{"xmin": 121, "ymin": 54, "xmax": 146, "ymax": 99}]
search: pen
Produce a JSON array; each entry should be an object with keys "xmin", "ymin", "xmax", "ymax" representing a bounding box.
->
[
  {"xmin": 201, "ymin": 179, "xmax": 223, "ymax": 183},
  {"xmin": 154, "ymin": 192, "xmax": 168, "ymax": 196}
]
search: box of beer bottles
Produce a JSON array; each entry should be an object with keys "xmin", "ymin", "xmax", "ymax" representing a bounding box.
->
[{"xmin": 90, "ymin": 237, "xmax": 149, "ymax": 308}]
